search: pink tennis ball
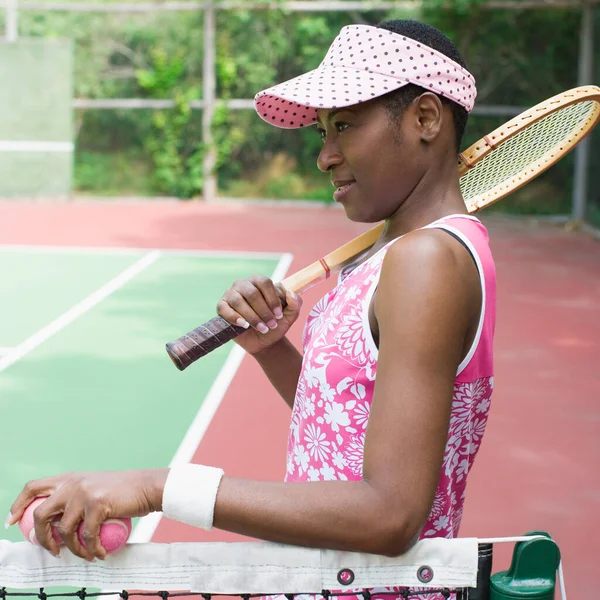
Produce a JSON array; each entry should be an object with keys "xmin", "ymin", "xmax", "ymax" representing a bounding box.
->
[
  {"xmin": 77, "ymin": 517, "xmax": 132, "ymax": 554},
  {"xmin": 18, "ymin": 497, "xmax": 132, "ymax": 554},
  {"xmin": 18, "ymin": 497, "xmax": 63, "ymax": 546}
]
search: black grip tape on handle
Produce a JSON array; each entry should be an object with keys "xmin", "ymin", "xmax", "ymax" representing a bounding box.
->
[{"xmin": 165, "ymin": 316, "xmax": 247, "ymax": 371}]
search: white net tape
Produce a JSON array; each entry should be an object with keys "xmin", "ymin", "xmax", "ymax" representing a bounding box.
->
[
  {"xmin": 0, "ymin": 536, "xmax": 566, "ymax": 600},
  {"xmin": 460, "ymin": 101, "xmax": 596, "ymax": 202},
  {"xmin": 0, "ymin": 538, "xmax": 478, "ymax": 593}
]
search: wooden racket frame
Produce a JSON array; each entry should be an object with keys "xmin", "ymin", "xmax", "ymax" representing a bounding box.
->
[
  {"xmin": 166, "ymin": 85, "xmax": 600, "ymax": 370},
  {"xmin": 282, "ymin": 85, "xmax": 600, "ymax": 295}
]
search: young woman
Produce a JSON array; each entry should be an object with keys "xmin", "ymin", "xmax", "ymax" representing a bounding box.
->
[{"xmin": 7, "ymin": 19, "xmax": 495, "ymax": 567}]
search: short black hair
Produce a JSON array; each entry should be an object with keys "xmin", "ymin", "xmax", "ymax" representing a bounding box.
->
[{"xmin": 376, "ymin": 20, "xmax": 469, "ymax": 151}]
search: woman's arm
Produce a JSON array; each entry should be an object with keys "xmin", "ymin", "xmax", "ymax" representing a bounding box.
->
[
  {"xmin": 253, "ymin": 337, "xmax": 304, "ymax": 409},
  {"xmin": 168, "ymin": 229, "xmax": 482, "ymax": 556},
  {"xmin": 215, "ymin": 277, "xmax": 304, "ymax": 408}
]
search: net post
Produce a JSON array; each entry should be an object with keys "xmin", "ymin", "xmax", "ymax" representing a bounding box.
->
[{"xmin": 467, "ymin": 542, "xmax": 493, "ymax": 600}]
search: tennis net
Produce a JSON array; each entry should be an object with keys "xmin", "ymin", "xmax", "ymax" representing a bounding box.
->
[{"xmin": 0, "ymin": 536, "xmax": 562, "ymax": 600}]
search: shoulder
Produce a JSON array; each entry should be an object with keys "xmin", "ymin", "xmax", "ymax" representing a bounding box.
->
[
  {"xmin": 374, "ymin": 226, "xmax": 481, "ymax": 329},
  {"xmin": 373, "ymin": 227, "xmax": 481, "ymax": 354},
  {"xmin": 381, "ymin": 227, "xmax": 474, "ymax": 285}
]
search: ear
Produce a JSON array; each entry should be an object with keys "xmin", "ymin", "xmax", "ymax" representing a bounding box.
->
[{"xmin": 413, "ymin": 92, "xmax": 444, "ymax": 143}]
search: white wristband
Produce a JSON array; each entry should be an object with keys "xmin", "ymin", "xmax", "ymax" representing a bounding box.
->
[{"xmin": 162, "ymin": 464, "xmax": 225, "ymax": 530}]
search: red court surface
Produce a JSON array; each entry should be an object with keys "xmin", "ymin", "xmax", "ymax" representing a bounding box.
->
[{"xmin": 1, "ymin": 200, "xmax": 598, "ymax": 599}]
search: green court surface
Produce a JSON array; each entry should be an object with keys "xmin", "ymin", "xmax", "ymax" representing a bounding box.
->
[{"xmin": 0, "ymin": 247, "xmax": 281, "ymax": 541}]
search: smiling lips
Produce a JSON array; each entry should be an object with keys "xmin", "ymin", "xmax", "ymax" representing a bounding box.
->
[{"xmin": 333, "ymin": 179, "xmax": 356, "ymax": 202}]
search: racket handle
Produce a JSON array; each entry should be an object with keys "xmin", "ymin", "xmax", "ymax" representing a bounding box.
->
[
  {"xmin": 166, "ymin": 225, "xmax": 384, "ymax": 371},
  {"xmin": 166, "ymin": 316, "xmax": 247, "ymax": 371}
]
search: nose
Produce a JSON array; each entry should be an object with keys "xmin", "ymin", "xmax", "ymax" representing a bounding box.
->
[{"xmin": 317, "ymin": 139, "xmax": 344, "ymax": 173}]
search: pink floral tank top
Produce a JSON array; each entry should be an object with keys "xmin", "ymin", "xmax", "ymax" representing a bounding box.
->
[{"xmin": 285, "ymin": 215, "xmax": 496, "ymax": 541}]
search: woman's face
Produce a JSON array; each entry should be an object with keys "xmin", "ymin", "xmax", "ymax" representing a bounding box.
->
[{"xmin": 316, "ymin": 97, "xmax": 428, "ymax": 223}]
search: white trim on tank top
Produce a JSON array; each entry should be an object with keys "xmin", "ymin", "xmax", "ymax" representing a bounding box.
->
[
  {"xmin": 337, "ymin": 214, "xmax": 481, "ymax": 286},
  {"xmin": 360, "ymin": 215, "xmax": 486, "ymax": 377}
]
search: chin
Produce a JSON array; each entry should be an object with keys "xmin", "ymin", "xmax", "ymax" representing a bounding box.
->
[{"xmin": 343, "ymin": 205, "xmax": 384, "ymax": 224}]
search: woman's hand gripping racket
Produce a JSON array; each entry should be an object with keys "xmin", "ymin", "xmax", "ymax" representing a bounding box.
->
[{"xmin": 166, "ymin": 85, "xmax": 600, "ymax": 371}]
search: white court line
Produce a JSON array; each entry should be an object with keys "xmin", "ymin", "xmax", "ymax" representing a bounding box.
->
[
  {"xmin": 0, "ymin": 251, "xmax": 161, "ymax": 375},
  {"xmin": 0, "ymin": 347, "xmax": 14, "ymax": 356},
  {"xmin": 0, "ymin": 244, "xmax": 285, "ymax": 261},
  {"xmin": 129, "ymin": 251, "xmax": 295, "ymax": 543},
  {"xmin": 0, "ymin": 141, "xmax": 74, "ymax": 153}
]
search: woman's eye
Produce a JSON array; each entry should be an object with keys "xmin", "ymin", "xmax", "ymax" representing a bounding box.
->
[{"xmin": 317, "ymin": 122, "xmax": 349, "ymax": 141}]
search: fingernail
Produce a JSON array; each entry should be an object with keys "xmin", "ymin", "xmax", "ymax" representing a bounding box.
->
[
  {"xmin": 267, "ymin": 320, "xmax": 278, "ymax": 330},
  {"xmin": 5, "ymin": 513, "xmax": 12, "ymax": 529},
  {"xmin": 236, "ymin": 318, "xmax": 250, "ymax": 329},
  {"xmin": 273, "ymin": 307, "xmax": 283, "ymax": 320},
  {"xmin": 256, "ymin": 322, "xmax": 269, "ymax": 334},
  {"xmin": 289, "ymin": 290, "xmax": 298, "ymax": 301}
]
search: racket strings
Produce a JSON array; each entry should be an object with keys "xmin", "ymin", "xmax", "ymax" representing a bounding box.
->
[{"xmin": 460, "ymin": 100, "xmax": 598, "ymax": 203}]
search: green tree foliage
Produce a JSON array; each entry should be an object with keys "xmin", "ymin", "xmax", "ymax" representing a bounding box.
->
[
  {"xmin": 8, "ymin": 1, "xmax": 598, "ymax": 215},
  {"xmin": 136, "ymin": 48, "xmax": 204, "ymax": 198}
]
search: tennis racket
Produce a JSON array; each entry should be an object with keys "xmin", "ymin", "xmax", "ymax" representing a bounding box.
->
[{"xmin": 166, "ymin": 85, "xmax": 600, "ymax": 371}]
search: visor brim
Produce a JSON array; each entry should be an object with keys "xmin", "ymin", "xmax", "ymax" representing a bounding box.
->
[{"xmin": 254, "ymin": 65, "xmax": 409, "ymax": 129}]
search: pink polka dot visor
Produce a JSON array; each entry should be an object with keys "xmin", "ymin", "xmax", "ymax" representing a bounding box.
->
[{"xmin": 254, "ymin": 24, "xmax": 477, "ymax": 129}]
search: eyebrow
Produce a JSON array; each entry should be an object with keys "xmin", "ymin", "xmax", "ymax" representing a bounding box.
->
[{"xmin": 317, "ymin": 107, "xmax": 356, "ymax": 127}]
